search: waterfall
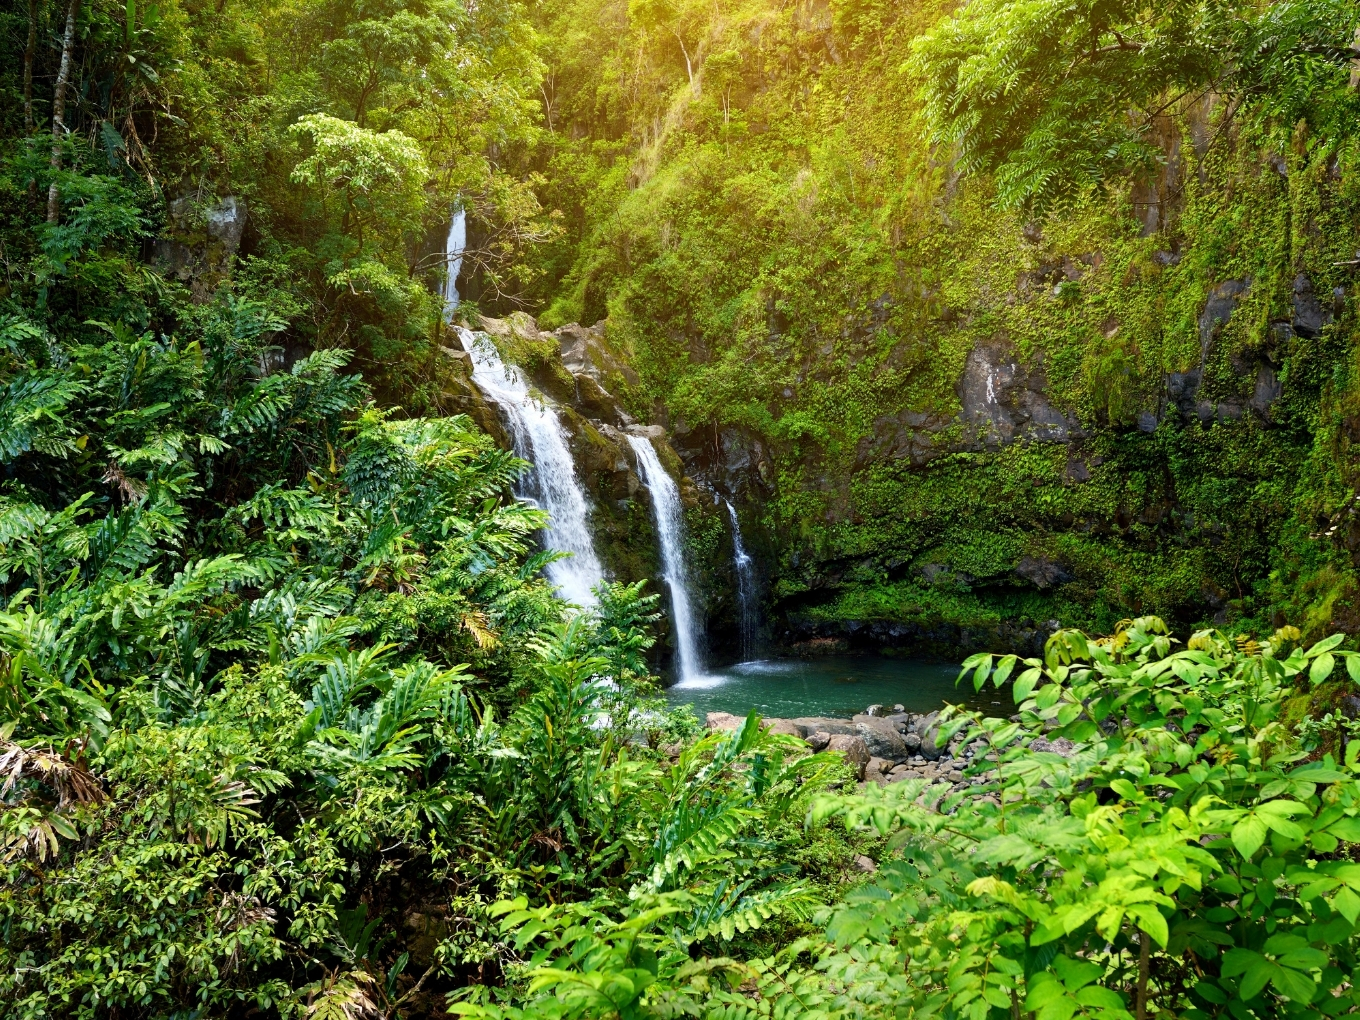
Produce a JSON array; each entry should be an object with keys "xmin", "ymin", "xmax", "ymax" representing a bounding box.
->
[
  {"xmin": 442, "ymin": 207, "xmax": 466, "ymax": 313},
  {"xmin": 725, "ymin": 500, "xmax": 759, "ymax": 659},
  {"xmin": 627, "ymin": 435, "xmax": 705, "ymax": 685},
  {"xmin": 454, "ymin": 325, "xmax": 604, "ymax": 608}
]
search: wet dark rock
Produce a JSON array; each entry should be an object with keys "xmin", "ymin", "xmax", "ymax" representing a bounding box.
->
[
  {"xmin": 957, "ymin": 342, "xmax": 1082, "ymax": 446},
  {"xmin": 1249, "ymin": 366, "xmax": 1283, "ymax": 420},
  {"xmin": 1197, "ymin": 278, "xmax": 1251, "ymax": 351},
  {"xmin": 1289, "ymin": 273, "xmax": 1335, "ymax": 339},
  {"xmin": 1015, "ymin": 556, "xmax": 1074, "ymax": 590},
  {"xmin": 1065, "ymin": 458, "xmax": 1091, "ymax": 483}
]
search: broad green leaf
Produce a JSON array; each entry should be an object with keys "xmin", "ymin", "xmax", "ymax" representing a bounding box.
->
[
  {"xmin": 1194, "ymin": 980, "xmax": 1227, "ymax": 1005},
  {"xmin": 1263, "ymin": 933, "xmax": 1308, "ymax": 954},
  {"xmin": 1310, "ymin": 652, "xmax": 1336, "ymax": 684},
  {"xmin": 1277, "ymin": 948, "xmax": 1328, "ymax": 971},
  {"xmin": 983, "ymin": 988, "xmax": 1013, "ymax": 1009},
  {"xmin": 1109, "ymin": 778, "xmax": 1137, "ymax": 800},
  {"xmin": 1053, "ymin": 956, "xmax": 1102, "ymax": 990},
  {"xmin": 993, "ymin": 654, "xmax": 1018, "ymax": 687},
  {"xmin": 1306, "ymin": 634, "xmax": 1346, "ymax": 657},
  {"xmin": 1013, "ymin": 667, "xmax": 1042, "ymax": 703},
  {"xmin": 1270, "ymin": 966, "xmax": 1316, "ymax": 1004},
  {"xmin": 1129, "ymin": 908, "xmax": 1168, "ymax": 949},
  {"xmin": 1347, "ymin": 653, "xmax": 1360, "ymax": 684},
  {"xmin": 974, "ymin": 660, "xmax": 990, "ymax": 691},
  {"xmin": 1023, "ymin": 976, "xmax": 1066, "ymax": 1010},
  {"xmin": 1332, "ymin": 887, "xmax": 1360, "ymax": 924},
  {"xmin": 1075, "ymin": 987, "xmax": 1124, "ymax": 1010},
  {"xmin": 1313, "ymin": 915, "xmax": 1353, "ymax": 944},
  {"xmin": 1221, "ymin": 949, "xmax": 1262, "ymax": 979},
  {"xmin": 1328, "ymin": 816, "xmax": 1360, "ymax": 842},
  {"xmin": 1239, "ymin": 961, "xmax": 1276, "ymax": 1001},
  {"xmin": 1232, "ymin": 816, "xmax": 1267, "ymax": 859}
]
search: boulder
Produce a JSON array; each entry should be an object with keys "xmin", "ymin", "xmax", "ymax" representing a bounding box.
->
[
  {"xmin": 790, "ymin": 716, "xmax": 859, "ymax": 736},
  {"xmin": 154, "ymin": 195, "xmax": 248, "ymax": 303},
  {"xmin": 919, "ymin": 728, "xmax": 945, "ymax": 761},
  {"xmin": 910, "ymin": 711, "xmax": 940, "ymax": 735},
  {"xmin": 853, "ymin": 854, "xmax": 877, "ymax": 873},
  {"xmin": 902, "ymin": 731, "xmax": 922, "ymax": 753},
  {"xmin": 826, "ymin": 735, "xmax": 870, "ymax": 780},
  {"xmin": 855, "ymin": 719, "xmax": 909, "ymax": 761},
  {"xmin": 707, "ymin": 713, "xmax": 804, "ymax": 737},
  {"xmin": 911, "ymin": 711, "xmax": 945, "ymax": 761},
  {"xmin": 804, "ymin": 730, "xmax": 831, "ymax": 752}
]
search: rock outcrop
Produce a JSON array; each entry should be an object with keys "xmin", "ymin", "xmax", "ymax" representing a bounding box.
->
[{"xmin": 154, "ymin": 195, "xmax": 247, "ymax": 302}]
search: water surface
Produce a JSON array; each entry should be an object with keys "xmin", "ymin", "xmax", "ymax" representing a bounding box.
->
[{"xmin": 665, "ymin": 656, "xmax": 1013, "ymax": 720}]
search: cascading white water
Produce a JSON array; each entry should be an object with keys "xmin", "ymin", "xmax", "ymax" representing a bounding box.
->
[
  {"xmin": 442, "ymin": 207, "xmax": 466, "ymax": 312},
  {"xmin": 454, "ymin": 325, "xmax": 604, "ymax": 608},
  {"xmin": 628, "ymin": 435, "xmax": 706, "ymax": 685},
  {"xmin": 725, "ymin": 500, "xmax": 759, "ymax": 660}
]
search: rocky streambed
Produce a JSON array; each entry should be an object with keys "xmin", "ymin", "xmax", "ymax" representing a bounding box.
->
[{"xmin": 704, "ymin": 705, "xmax": 1077, "ymax": 794}]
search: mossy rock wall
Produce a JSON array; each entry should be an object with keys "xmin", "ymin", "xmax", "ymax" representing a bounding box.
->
[{"xmin": 554, "ymin": 130, "xmax": 1360, "ymax": 650}]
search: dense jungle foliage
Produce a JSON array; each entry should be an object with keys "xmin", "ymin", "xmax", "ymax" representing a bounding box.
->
[
  {"xmin": 5, "ymin": 0, "xmax": 1360, "ymax": 1018},
  {"xmin": 513, "ymin": 0, "xmax": 1360, "ymax": 645}
]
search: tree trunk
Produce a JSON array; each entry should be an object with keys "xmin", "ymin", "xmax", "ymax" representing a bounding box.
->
[
  {"xmin": 46, "ymin": 0, "xmax": 81, "ymax": 225},
  {"xmin": 24, "ymin": 0, "xmax": 37, "ymax": 133}
]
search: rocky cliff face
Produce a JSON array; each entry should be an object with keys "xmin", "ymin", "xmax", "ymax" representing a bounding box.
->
[
  {"xmin": 436, "ymin": 238, "xmax": 1352, "ymax": 663},
  {"xmin": 618, "ymin": 259, "xmax": 1352, "ymax": 656}
]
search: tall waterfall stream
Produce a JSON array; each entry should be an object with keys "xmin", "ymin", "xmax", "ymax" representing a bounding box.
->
[
  {"xmin": 628, "ymin": 435, "xmax": 707, "ymax": 685},
  {"xmin": 454, "ymin": 325, "xmax": 605, "ymax": 608},
  {"xmin": 441, "ymin": 207, "xmax": 466, "ymax": 310}
]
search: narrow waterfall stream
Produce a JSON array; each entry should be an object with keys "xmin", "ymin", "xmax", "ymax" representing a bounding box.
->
[
  {"xmin": 454, "ymin": 325, "xmax": 605, "ymax": 608},
  {"xmin": 441, "ymin": 207, "xmax": 466, "ymax": 311},
  {"xmin": 628, "ymin": 435, "xmax": 706, "ymax": 685},
  {"xmin": 725, "ymin": 500, "xmax": 759, "ymax": 659}
]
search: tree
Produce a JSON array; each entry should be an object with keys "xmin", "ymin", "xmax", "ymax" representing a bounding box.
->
[
  {"xmin": 45, "ymin": 0, "xmax": 81, "ymax": 223},
  {"xmin": 912, "ymin": 0, "xmax": 1360, "ymax": 210}
]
